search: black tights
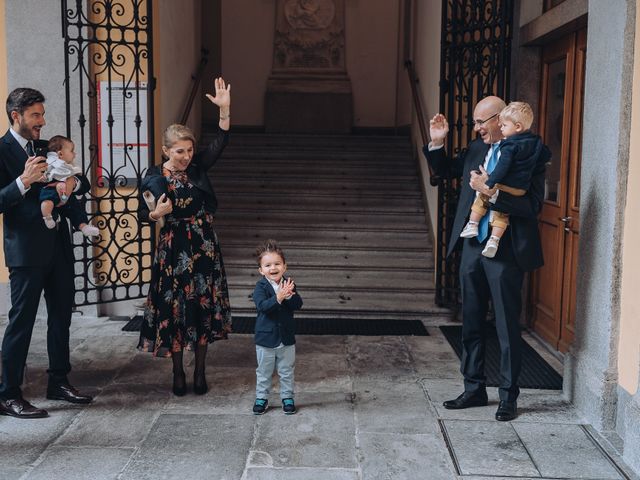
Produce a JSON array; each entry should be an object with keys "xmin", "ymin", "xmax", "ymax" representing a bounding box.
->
[
  {"xmin": 171, "ymin": 351, "xmax": 186, "ymax": 395},
  {"xmin": 194, "ymin": 343, "xmax": 208, "ymax": 393},
  {"xmin": 171, "ymin": 343, "xmax": 209, "ymax": 395}
]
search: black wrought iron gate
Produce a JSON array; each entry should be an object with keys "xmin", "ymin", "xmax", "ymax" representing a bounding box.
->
[
  {"xmin": 62, "ymin": 0, "xmax": 155, "ymax": 306},
  {"xmin": 435, "ymin": 0, "xmax": 514, "ymax": 308}
]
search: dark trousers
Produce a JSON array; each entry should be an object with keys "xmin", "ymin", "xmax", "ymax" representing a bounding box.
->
[
  {"xmin": 0, "ymin": 233, "xmax": 74, "ymax": 399},
  {"xmin": 458, "ymin": 234, "xmax": 524, "ymax": 402}
]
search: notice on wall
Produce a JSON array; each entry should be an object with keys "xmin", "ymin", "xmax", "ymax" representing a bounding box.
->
[{"xmin": 96, "ymin": 81, "xmax": 149, "ymax": 183}]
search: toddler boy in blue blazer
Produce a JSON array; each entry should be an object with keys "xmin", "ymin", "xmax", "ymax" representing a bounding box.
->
[{"xmin": 252, "ymin": 239, "xmax": 303, "ymax": 415}]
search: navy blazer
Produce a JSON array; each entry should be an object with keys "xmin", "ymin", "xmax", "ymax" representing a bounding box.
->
[
  {"xmin": 423, "ymin": 138, "xmax": 549, "ymax": 272},
  {"xmin": 0, "ymin": 130, "xmax": 90, "ymax": 267},
  {"xmin": 139, "ymin": 128, "xmax": 229, "ymax": 222},
  {"xmin": 486, "ymin": 131, "xmax": 546, "ymax": 191},
  {"xmin": 253, "ymin": 277, "xmax": 303, "ymax": 348}
]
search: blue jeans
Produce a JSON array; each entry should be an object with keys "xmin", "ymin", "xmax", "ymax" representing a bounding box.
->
[{"xmin": 255, "ymin": 344, "xmax": 295, "ymax": 400}]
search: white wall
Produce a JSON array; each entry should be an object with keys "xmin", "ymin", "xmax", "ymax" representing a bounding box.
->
[
  {"xmin": 345, "ymin": 0, "xmax": 402, "ymax": 127},
  {"xmin": 412, "ymin": 0, "xmax": 442, "ymax": 240},
  {"xmin": 221, "ymin": 0, "xmax": 406, "ymax": 127},
  {"xmin": 156, "ymin": 0, "xmax": 202, "ymax": 138},
  {"xmin": 221, "ymin": 0, "xmax": 275, "ymax": 127}
]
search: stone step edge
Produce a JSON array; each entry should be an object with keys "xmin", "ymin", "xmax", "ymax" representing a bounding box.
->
[
  {"xmin": 227, "ymin": 309, "xmax": 452, "ymax": 320},
  {"xmin": 218, "ymin": 208, "xmax": 426, "ymax": 216},
  {"xmin": 224, "ymin": 263, "xmax": 434, "ymax": 271},
  {"xmin": 221, "ymin": 243, "xmax": 433, "ymax": 253}
]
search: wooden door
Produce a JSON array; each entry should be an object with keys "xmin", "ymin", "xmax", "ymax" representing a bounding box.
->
[{"xmin": 529, "ymin": 29, "xmax": 586, "ymax": 353}]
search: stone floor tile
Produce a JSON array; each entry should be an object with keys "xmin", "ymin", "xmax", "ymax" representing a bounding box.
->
[
  {"xmin": 421, "ymin": 378, "xmax": 583, "ymax": 423},
  {"xmin": 23, "ymin": 447, "xmax": 134, "ymax": 480},
  {"xmin": 250, "ymin": 392, "xmax": 356, "ymax": 469},
  {"xmin": 458, "ymin": 477, "xmax": 542, "ymax": 479},
  {"xmin": 295, "ymin": 335, "xmax": 349, "ymax": 355},
  {"xmin": 353, "ymin": 380, "xmax": 438, "ymax": 435},
  {"xmin": 405, "ymin": 333, "xmax": 461, "ymax": 379},
  {"xmin": 70, "ymin": 335, "xmax": 138, "ymax": 372},
  {"xmin": 243, "ymin": 467, "xmax": 359, "ymax": 479},
  {"xmin": 514, "ymin": 423, "xmax": 623, "ymax": 479},
  {"xmin": 111, "ymin": 352, "xmax": 173, "ymax": 385},
  {"xmin": 358, "ymin": 432, "xmax": 455, "ymax": 480},
  {"xmin": 347, "ymin": 336, "xmax": 415, "ymax": 380},
  {"xmin": 209, "ymin": 334, "xmax": 257, "ymax": 368},
  {"xmin": 163, "ymin": 390, "xmax": 256, "ymax": 415},
  {"xmin": 1, "ymin": 313, "xmax": 637, "ymax": 479},
  {"xmin": 294, "ymin": 354, "xmax": 352, "ymax": 393},
  {"xmin": 70, "ymin": 318, "xmax": 134, "ymax": 338},
  {"xmin": 0, "ymin": 409, "xmax": 79, "ymax": 469},
  {"xmin": 512, "ymin": 392, "xmax": 584, "ymax": 423},
  {"xmin": 208, "ymin": 366, "xmax": 257, "ymax": 395},
  {"xmin": 443, "ymin": 420, "xmax": 540, "ymax": 477},
  {"xmin": 120, "ymin": 413, "xmax": 254, "ymax": 480},
  {"xmin": 55, "ymin": 383, "xmax": 170, "ymax": 447},
  {"xmin": 27, "ymin": 337, "xmax": 84, "ymax": 360},
  {"xmin": 0, "ymin": 468, "xmax": 28, "ymax": 480},
  {"xmin": 19, "ymin": 368, "xmax": 98, "ymax": 399}
]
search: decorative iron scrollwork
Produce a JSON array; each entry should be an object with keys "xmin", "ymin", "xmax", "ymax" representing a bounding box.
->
[
  {"xmin": 436, "ymin": 0, "xmax": 513, "ymax": 308},
  {"xmin": 62, "ymin": 0, "xmax": 155, "ymax": 306}
]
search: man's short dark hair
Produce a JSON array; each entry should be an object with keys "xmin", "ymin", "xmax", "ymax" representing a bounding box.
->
[{"xmin": 6, "ymin": 88, "xmax": 45, "ymax": 123}]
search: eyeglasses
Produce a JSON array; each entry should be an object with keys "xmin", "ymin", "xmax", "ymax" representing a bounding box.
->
[{"xmin": 472, "ymin": 113, "xmax": 499, "ymax": 127}]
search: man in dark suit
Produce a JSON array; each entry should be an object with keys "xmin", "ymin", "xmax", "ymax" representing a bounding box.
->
[
  {"xmin": 0, "ymin": 87, "xmax": 93, "ymax": 419},
  {"xmin": 423, "ymin": 96, "xmax": 549, "ymax": 421}
]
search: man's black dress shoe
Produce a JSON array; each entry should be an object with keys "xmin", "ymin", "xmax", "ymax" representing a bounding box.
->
[
  {"xmin": 495, "ymin": 400, "xmax": 517, "ymax": 421},
  {"xmin": 46, "ymin": 383, "xmax": 93, "ymax": 404},
  {"xmin": 443, "ymin": 390, "xmax": 488, "ymax": 409},
  {"xmin": 0, "ymin": 397, "xmax": 48, "ymax": 418}
]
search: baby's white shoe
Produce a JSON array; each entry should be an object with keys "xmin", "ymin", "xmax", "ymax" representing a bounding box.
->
[
  {"xmin": 482, "ymin": 235, "xmax": 500, "ymax": 258},
  {"xmin": 81, "ymin": 224, "xmax": 99, "ymax": 237},
  {"xmin": 460, "ymin": 220, "xmax": 479, "ymax": 238},
  {"xmin": 43, "ymin": 216, "xmax": 56, "ymax": 229}
]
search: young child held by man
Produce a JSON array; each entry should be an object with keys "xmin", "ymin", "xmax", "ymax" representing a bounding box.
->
[
  {"xmin": 252, "ymin": 239, "xmax": 303, "ymax": 415},
  {"xmin": 41, "ymin": 135, "xmax": 98, "ymax": 236},
  {"xmin": 460, "ymin": 101, "xmax": 547, "ymax": 258}
]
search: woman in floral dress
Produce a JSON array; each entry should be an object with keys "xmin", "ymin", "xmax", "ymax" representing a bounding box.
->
[{"xmin": 138, "ymin": 77, "xmax": 232, "ymax": 396}]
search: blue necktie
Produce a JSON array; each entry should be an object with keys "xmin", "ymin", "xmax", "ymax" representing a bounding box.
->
[
  {"xmin": 477, "ymin": 143, "xmax": 500, "ymax": 242},
  {"xmin": 25, "ymin": 141, "xmax": 35, "ymax": 157}
]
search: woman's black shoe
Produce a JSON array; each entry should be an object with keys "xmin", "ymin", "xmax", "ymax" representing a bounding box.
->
[
  {"xmin": 193, "ymin": 372, "xmax": 208, "ymax": 395},
  {"xmin": 172, "ymin": 372, "xmax": 187, "ymax": 396}
]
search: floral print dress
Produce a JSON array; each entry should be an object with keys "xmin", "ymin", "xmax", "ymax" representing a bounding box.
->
[{"xmin": 138, "ymin": 168, "xmax": 232, "ymax": 357}]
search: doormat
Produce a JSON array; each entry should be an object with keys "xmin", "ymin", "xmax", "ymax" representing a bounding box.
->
[
  {"xmin": 439, "ymin": 325, "xmax": 562, "ymax": 390},
  {"xmin": 122, "ymin": 315, "xmax": 429, "ymax": 336},
  {"xmin": 121, "ymin": 315, "xmax": 144, "ymax": 332}
]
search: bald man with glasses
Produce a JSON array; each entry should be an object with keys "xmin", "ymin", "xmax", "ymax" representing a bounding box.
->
[{"xmin": 423, "ymin": 96, "xmax": 549, "ymax": 421}]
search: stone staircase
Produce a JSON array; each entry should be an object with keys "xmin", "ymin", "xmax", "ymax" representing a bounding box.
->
[{"xmin": 203, "ymin": 132, "xmax": 449, "ymax": 321}]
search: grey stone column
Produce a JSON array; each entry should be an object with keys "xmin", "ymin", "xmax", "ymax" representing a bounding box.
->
[{"xmin": 567, "ymin": 0, "xmax": 635, "ymax": 431}]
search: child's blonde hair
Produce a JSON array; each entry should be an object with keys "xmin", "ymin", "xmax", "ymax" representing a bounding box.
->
[{"xmin": 499, "ymin": 101, "xmax": 534, "ymax": 130}]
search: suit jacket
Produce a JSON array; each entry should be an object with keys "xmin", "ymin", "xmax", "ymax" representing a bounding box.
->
[
  {"xmin": 139, "ymin": 128, "xmax": 229, "ymax": 222},
  {"xmin": 253, "ymin": 277, "xmax": 303, "ymax": 348},
  {"xmin": 0, "ymin": 130, "xmax": 90, "ymax": 267},
  {"xmin": 423, "ymin": 138, "xmax": 549, "ymax": 272},
  {"xmin": 487, "ymin": 131, "xmax": 545, "ymax": 191}
]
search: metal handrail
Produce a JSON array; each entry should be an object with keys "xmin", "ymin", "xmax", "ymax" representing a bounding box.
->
[
  {"xmin": 179, "ymin": 48, "xmax": 209, "ymax": 125},
  {"xmin": 405, "ymin": 60, "xmax": 439, "ymax": 186}
]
